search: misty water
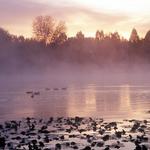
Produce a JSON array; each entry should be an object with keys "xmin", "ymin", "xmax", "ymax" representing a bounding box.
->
[{"xmin": 0, "ymin": 74, "xmax": 150, "ymax": 121}]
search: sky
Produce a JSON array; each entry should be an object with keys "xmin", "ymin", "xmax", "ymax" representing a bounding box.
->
[{"xmin": 0, "ymin": 0, "xmax": 150, "ymax": 39}]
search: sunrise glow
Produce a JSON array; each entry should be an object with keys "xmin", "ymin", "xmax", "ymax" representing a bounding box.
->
[{"xmin": 1, "ymin": 0, "xmax": 150, "ymax": 38}]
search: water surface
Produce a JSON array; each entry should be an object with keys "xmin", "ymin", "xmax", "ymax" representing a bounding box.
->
[{"xmin": 0, "ymin": 82, "xmax": 150, "ymax": 121}]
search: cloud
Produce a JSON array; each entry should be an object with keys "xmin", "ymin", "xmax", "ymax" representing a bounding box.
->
[
  {"xmin": 0, "ymin": 0, "xmax": 48, "ymax": 23},
  {"xmin": 51, "ymin": 6, "xmax": 130, "ymax": 36},
  {"xmin": 0, "ymin": 0, "xmax": 129, "ymax": 24},
  {"xmin": 52, "ymin": 6, "xmax": 129, "ymax": 23},
  {"xmin": 0, "ymin": 0, "xmax": 149, "ymax": 37}
]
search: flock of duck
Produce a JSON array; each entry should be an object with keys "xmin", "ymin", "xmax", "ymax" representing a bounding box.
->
[
  {"xmin": 26, "ymin": 87, "xmax": 67, "ymax": 98},
  {"xmin": 0, "ymin": 117, "xmax": 150, "ymax": 150}
]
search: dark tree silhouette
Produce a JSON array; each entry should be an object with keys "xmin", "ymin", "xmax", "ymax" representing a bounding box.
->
[
  {"xmin": 0, "ymin": 27, "xmax": 11, "ymax": 42},
  {"xmin": 129, "ymin": 28, "xmax": 139, "ymax": 43},
  {"xmin": 110, "ymin": 32, "xmax": 120, "ymax": 41},
  {"xmin": 1, "ymin": 23, "xmax": 150, "ymax": 72},
  {"xmin": 145, "ymin": 30, "xmax": 150, "ymax": 41},
  {"xmin": 76, "ymin": 31, "xmax": 84, "ymax": 39},
  {"xmin": 95, "ymin": 30, "xmax": 104, "ymax": 41}
]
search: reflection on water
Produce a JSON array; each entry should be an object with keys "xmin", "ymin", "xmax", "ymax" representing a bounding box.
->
[
  {"xmin": 0, "ymin": 84, "xmax": 150, "ymax": 120},
  {"xmin": 120, "ymin": 85, "xmax": 132, "ymax": 114},
  {"xmin": 67, "ymin": 85, "xmax": 97, "ymax": 116}
]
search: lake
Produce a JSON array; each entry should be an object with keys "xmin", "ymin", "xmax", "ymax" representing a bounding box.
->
[{"xmin": 0, "ymin": 81, "xmax": 150, "ymax": 121}]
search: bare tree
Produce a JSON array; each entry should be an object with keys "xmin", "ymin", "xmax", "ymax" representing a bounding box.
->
[
  {"xmin": 33, "ymin": 16, "xmax": 55, "ymax": 44},
  {"xmin": 33, "ymin": 16, "xmax": 67, "ymax": 45},
  {"xmin": 51, "ymin": 21, "xmax": 67, "ymax": 45}
]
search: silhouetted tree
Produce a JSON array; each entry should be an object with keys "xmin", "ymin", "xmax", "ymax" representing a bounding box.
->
[
  {"xmin": 51, "ymin": 21, "xmax": 67, "ymax": 45},
  {"xmin": 129, "ymin": 28, "xmax": 139, "ymax": 43},
  {"xmin": 144, "ymin": 30, "xmax": 150, "ymax": 42},
  {"xmin": 0, "ymin": 27, "xmax": 11, "ymax": 42},
  {"xmin": 95, "ymin": 30, "xmax": 104, "ymax": 41},
  {"xmin": 18, "ymin": 36, "xmax": 25, "ymax": 42},
  {"xmin": 76, "ymin": 31, "xmax": 84, "ymax": 39},
  {"xmin": 111, "ymin": 32, "xmax": 120, "ymax": 41},
  {"xmin": 1, "ymin": 24, "xmax": 150, "ymax": 72}
]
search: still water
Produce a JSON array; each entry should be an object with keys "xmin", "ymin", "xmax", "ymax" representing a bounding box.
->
[{"xmin": 0, "ymin": 82, "xmax": 150, "ymax": 120}]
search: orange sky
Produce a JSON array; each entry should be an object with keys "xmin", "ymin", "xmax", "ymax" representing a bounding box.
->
[{"xmin": 0, "ymin": 0, "xmax": 150, "ymax": 39}]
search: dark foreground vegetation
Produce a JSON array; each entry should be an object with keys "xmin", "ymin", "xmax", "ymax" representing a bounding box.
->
[
  {"xmin": 1, "ymin": 16, "xmax": 150, "ymax": 72},
  {"xmin": 0, "ymin": 117, "xmax": 150, "ymax": 150}
]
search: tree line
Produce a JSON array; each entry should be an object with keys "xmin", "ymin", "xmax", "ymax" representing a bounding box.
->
[{"xmin": 0, "ymin": 15, "xmax": 150, "ymax": 72}]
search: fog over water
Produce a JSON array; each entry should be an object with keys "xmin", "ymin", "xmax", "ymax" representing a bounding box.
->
[
  {"xmin": 0, "ymin": 66, "xmax": 150, "ymax": 121},
  {"xmin": 1, "ymin": 26, "xmax": 150, "ymax": 121}
]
